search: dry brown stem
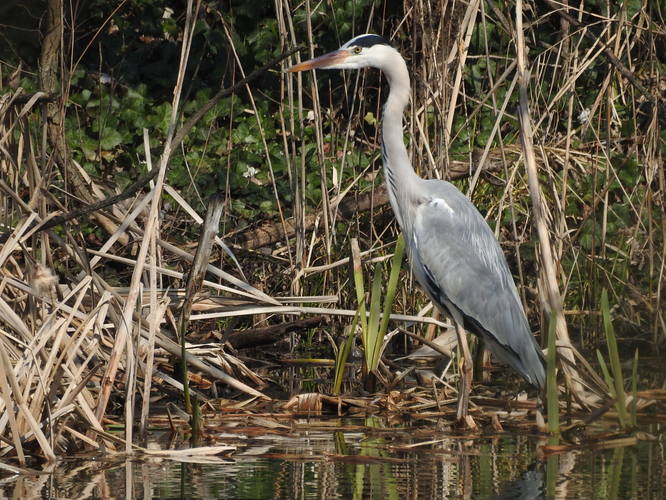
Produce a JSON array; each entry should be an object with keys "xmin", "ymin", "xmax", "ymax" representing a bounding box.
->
[{"xmin": 515, "ymin": 0, "xmax": 593, "ymax": 404}]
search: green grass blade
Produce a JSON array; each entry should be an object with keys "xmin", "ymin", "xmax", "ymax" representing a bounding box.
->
[
  {"xmin": 378, "ymin": 234, "xmax": 405, "ymax": 339},
  {"xmin": 631, "ymin": 348, "xmax": 638, "ymax": 427},
  {"xmin": 596, "ymin": 349, "xmax": 616, "ymax": 399},
  {"xmin": 601, "ymin": 289, "xmax": 628, "ymax": 428},
  {"xmin": 608, "ymin": 446, "xmax": 625, "ymax": 499},
  {"xmin": 546, "ymin": 311, "xmax": 559, "ymax": 438},
  {"xmin": 351, "ymin": 239, "xmax": 368, "ymax": 346},
  {"xmin": 546, "ymin": 454, "xmax": 559, "ymax": 499},
  {"xmin": 333, "ymin": 314, "xmax": 358, "ymax": 395},
  {"xmin": 366, "ymin": 263, "xmax": 383, "ymax": 372}
]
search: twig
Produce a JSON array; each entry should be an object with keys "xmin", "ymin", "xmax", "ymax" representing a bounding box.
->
[
  {"xmin": 3, "ymin": 92, "xmax": 57, "ymax": 106},
  {"xmin": 398, "ymin": 328, "xmax": 455, "ymax": 359}
]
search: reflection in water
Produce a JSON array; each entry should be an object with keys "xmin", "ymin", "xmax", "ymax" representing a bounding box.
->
[
  {"xmin": 0, "ymin": 419, "xmax": 662, "ymax": 499},
  {"xmin": 493, "ymin": 464, "xmax": 543, "ymax": 499}
]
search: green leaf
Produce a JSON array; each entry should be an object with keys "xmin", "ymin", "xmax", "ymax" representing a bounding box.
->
[
  {"xmin": 100, "ymin": 128, "xmax": 122, "ymax": 150},
  {"xmin": 601, "ymin": 289, "xmax": 629, "ymax": 429},
  {"xmin": 364, "ymin": 112, "xmax": 377, "ymax": 126},
  {"xmin": 366, "ymin": 263, "xmax": 383, "ymax": 372}
]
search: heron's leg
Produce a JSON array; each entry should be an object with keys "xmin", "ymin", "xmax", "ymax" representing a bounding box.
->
[
  {"xmin": 454, "ymin": 322, "xmax": 475, "ymax": 427},
  {"xmin": 474, "ymin": 339, "xmax": 491, "ymax": 384}
]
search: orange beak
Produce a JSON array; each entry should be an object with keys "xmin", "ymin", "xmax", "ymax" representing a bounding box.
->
[{"xmin": 286, "ymin": 49, "xmax": 350, "ymax": 72}]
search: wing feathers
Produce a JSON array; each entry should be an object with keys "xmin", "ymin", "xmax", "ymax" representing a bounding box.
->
[{"xmin": 407, "ymin": 181, "xmax": 545, "ymax": 388}]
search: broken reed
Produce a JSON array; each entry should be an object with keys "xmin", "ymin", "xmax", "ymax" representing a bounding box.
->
[{"xmin": 178, "ymin": 194, "xmax": 226, "ymax": 414}]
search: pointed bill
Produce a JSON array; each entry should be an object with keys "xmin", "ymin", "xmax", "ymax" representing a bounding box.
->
[{"xmin": 286, "ymin": 50, "xmax": 349, "ymax": 72}]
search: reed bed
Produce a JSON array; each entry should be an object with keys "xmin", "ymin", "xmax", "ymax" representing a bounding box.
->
[{"xmin": 0, "ymin": 0, "xmax": 663, "ymax": 463}]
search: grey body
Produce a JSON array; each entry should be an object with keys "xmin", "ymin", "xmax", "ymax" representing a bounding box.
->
[
  {"xmin": 288, "ymin": 34, "xmax": 545, "ymax": 389},
  {"xmin": 398, "ymin": 177, "xmax": 545, "ymax": 388}
]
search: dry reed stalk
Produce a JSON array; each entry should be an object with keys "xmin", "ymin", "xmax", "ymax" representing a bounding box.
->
[
  {"xmin": 280, "ymin": 0, "xmax": 310, "ymax": 288},
  {"xmin": 304, "ymin": 0, "xmax": 333, "ymax": 268},
  {"xmin": 139, "ymin": 292, "xmax": 167, "ymax": 436},
  {"xmin": 444, "ymin": 0, "xmax": 480, "ymax": 147},
  {"xmin": 0, "ymin": 351, "xmax": 26, "ymax": 464},
  {"xmin": 0, "ymin": 296, "xmax": 31, "ymax": 341},
  {"xmin": 94, "ymin": 0, "xmax": 200, "ymax": 431},
  {"xmin": 515, "ymin": 0, "xmax": 592, "ymax": 404},
  {"xmin": 139, "ymin": 128, "xmax": 159, "ymax": 437},
  {"xmin": 0, "ymin": 338, "xmax": 55, "ymax": 461},
  {"xmin": 190, "ymin": 305, "xmax": 450, "ymax": 330},
  {"xmin": 87, "ymin": 244, "xmax": 277, "ymax": 304},
  {"xmin": 467, "ymin": 73, "xmax": 519, "ymax": 195},
  {"xmin": 274, "ymin": 0, "xmax": 299, "ymax": 271}
]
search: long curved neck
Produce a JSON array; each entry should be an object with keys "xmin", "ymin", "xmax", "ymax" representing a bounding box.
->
[{"xmin": 379, "ymin": 50, "xmax": 418, "ymax": 229}]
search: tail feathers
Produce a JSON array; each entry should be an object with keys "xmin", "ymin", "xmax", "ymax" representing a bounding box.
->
[{"xmin": 482, "ymin": 332, "xmax": 545, "ymax": 390}]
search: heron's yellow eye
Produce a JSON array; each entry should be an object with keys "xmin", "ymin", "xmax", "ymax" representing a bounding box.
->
[{"xmin": 353, "ymin": 46, "xmax": 362, "ymax": 54}]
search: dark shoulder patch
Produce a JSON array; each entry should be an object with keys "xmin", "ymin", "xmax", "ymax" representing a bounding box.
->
[{"xmin": 348, "ymin": 34, "xmax": 390, "ymax": 48}]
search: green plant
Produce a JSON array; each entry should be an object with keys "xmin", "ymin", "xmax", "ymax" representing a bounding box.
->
[
  {"xmin": 333, "ymin": 319, "xmax": 357, "ymax": 395},
  {"xmin": 546, "ymin": 311, "xmax": 560, "ymax": 440},
  {"xmin": 596, "ymin": 289, "xmax": 630, "ymax": 429},
  {"xmin": 351, "ymin": 235, "xmax": 405, "ymax": 386}
]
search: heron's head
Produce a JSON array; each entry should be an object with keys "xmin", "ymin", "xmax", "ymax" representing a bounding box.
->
[{"xmin": 286, "ymin": 34, "xmax": 396, "ymax": 73}]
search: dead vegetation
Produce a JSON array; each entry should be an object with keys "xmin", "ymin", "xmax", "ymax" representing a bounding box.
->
[{"xmin": 0, "ymin": 0, "xmax": 664, "ymax": 464}]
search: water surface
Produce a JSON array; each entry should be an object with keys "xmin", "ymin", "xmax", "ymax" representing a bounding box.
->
[{"xmin": 1, "ymin": 417, "xmax": 663, "ymax": 499}]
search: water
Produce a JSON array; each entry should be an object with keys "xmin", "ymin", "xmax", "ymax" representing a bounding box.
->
[{"xmin": 1, "ymin": 417, "xmax": 663, "ymax": 499}]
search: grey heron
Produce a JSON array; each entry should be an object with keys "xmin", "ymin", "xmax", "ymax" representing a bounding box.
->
[{"xmin": 287, "ymin": 34, "xmax": 545, "ymax": 416}]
